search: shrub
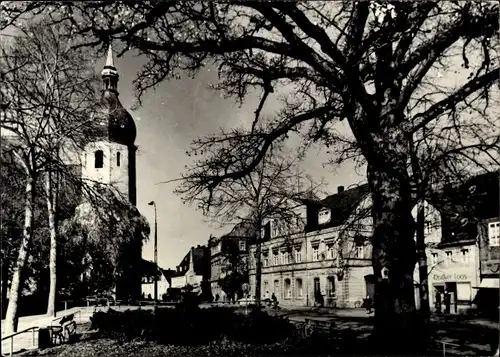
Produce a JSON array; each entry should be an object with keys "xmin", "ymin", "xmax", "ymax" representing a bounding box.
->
[{"xmin": 90, "ymin": 306, "xmax": 294, "ymax": 346}]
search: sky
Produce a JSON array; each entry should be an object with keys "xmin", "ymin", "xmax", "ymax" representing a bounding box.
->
[{"xmin": 101, "ymin": 51, "xmax": 365, "ymax": 270}]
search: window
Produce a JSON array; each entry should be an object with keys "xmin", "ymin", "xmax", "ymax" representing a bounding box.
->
[
  {"xmin": 312, "ymin": 247, "xmax": 319, "ymax": 261},
  {"xmin": 445, "ymin": 251, "xmax": 453, "ymax": 265},
  {"xmin": 117, "ymin": 152, "xmax": 121, "ymax": 166},
  {"xmin": 281, "ymin": 251, "xmax": 289, "ymax": 265},
  {"xmin": 263, "ymin": 255, "xmax": 268, "ymax": 267},
  {"xmin": 273, "ymin": 252, "xmax": 279, "ymax": 265},
  {"xmin": 239, "ymin": 240, "xmax": 246, "ymax": 251},
  {"xmin": 461, "ymin": 249, "xmax": 470, "ymax": 264},
  {"xmin": 284, "ymin": 279, "xmax": 292, "ymax": 298},
  {"xmin": 356, "ymin": 245, "xmax": 364, "ymax": 258},
  {"xmin": 424, "ymin": 221, "xmax": 433, "ymax": 234},
  {"xmin": 94, "ymin": 150, "xmax": 104, "ymax": 168},
  {"xmin": 263, "ymin": 281, "xmax": 269, "ymax": 298},
  {"xmin": 457, "ymin": 282, "xmax": 472, "ymax": 302},
  {"xmin": 274, "ymin": 280, "xmax": 280, "ymax": 296},
  {"xmin": 326, "ymin": 244, "xmax": 335, "ymax": 259},
  {"xmin": 296, "ymin": 279, "xmax": 303, "ymax": 298},
  {"xmin": 295, "ymin": 248, "xmax": 302, "ymax": 263},
  {"xmin": 327, "ymin": 276, "xmax": 336, "ymax": 297},
  {"xmin": 488, "ymin": 222, "xmax": 500, "ymax": 247},
  {"xmin": 431, "ymin": 252, "xmax": 439, "ymax": 265}
]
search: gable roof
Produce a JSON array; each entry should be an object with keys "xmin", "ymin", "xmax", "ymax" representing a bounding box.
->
[{"xmin": 320, "ymin": 184, "xmax": 370, "ymax": 227}]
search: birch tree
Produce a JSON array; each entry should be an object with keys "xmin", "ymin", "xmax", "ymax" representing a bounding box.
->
[
  {"xmin": 0, "ymin": 20, "xmax": 100, "ymax": 330},
  {"xmin": 3, "ymin": 1, "xmax": 498, "ymax": 352}
]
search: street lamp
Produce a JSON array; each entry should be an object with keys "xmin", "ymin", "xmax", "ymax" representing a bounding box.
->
[{"xmin": 148, "ymin": 201, "xmax": 158, "ymax": 304}]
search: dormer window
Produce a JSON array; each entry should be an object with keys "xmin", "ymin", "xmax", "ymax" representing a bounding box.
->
[
  {"xmin": 95, "ymin": 150, "xmax": 104, "ymax": 168},
  {"xmin": 318, "ymin": 208, "xmax": 331, "ymax": 225}
]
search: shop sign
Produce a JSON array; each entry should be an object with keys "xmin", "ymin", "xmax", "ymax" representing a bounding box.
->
[{"xmin": 432, "ymin": 273, "xmax": 468, "ymax": 282}]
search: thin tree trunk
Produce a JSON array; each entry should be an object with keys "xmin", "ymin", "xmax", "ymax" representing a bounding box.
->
[
  {"xmin": 368, "ymin": 159, "xmax": 425, "ymax": 355},
  {"xmin": 45, "ymin": 171, "xmax": 57, "ymax": 317},
  {"xmin": 254, "ymin": 227, "xmax": 262, "ymax": 307},
  {"xmin": 4, "ymin": 177, "xmax": 35, "ymax": 334},
  {"xmin": 416, "ymin": 200, "xmax": 430, "ymax": 319}
]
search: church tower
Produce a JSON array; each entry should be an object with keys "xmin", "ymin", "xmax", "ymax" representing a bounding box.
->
[
  {"xmin": 81, "ymin": 45, "xmax": 140, "ymax": 299},
  {"xmin": 81, "ymin": 45, "xmax": 137, "ymax": 205}
]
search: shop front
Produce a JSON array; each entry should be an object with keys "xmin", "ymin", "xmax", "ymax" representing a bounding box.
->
[{"xmin": 429, "ymin": 267, "xmax": 479, "ymax": 314}]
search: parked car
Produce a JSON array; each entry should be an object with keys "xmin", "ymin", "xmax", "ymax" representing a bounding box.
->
[{"xmin": 86, "ymin": 294, "xmax": 115, "ymax": 306}]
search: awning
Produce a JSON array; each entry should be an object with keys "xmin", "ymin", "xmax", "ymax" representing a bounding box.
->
[{"xmin": 473, "ymin": 278, "xmax": 499, "ymax": 289}]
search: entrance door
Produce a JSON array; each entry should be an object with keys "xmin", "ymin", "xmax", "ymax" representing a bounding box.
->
[
  {"xmin": 446, "ymin": 282, "xmax": 458, "ymax": 314},
  {"xmin": 313, "ymin": 277, "xmax": 321, "ymax": 305},
  {"xmin": 364, "ymin": 274, "xmax": 376, "ymax": 300}
]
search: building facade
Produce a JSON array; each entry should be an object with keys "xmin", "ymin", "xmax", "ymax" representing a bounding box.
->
[
  {"xmin": 248, "ymin": 185, "xmax": 374, "ymax": 308},
  {"xmin": 170, "ymin": 245, "xmax": 211, "ymax": 298},
  {"xmin": 208, "ymin": 223, "xmax": 255, "ymax": 302}
]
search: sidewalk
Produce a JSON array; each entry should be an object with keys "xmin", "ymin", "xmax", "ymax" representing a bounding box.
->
[{"xmin": 1, "ymin": 306, "xmax": 95, "ymax": 355}]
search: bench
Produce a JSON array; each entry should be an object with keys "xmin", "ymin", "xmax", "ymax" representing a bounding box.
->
[
  {"xmin": 50, "ymin": 314, "xmax": 77, "ymax": 345},
  {"xmin": 304, "ymin": 318, "xmax": 335, "ymax": 333}
]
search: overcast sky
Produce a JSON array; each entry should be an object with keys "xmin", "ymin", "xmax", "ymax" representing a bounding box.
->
[{"xmin": 97, "ymin": 50, "xmax": 365, "ymax": 270}]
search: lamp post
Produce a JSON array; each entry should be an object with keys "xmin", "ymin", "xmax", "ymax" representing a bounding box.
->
[{"xmin": 148, "ymin": 201, "xmax": 158, "ymax": 304}]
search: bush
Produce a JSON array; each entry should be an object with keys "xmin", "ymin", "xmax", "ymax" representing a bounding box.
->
[{"xmin": 90, "ymin": 306, "xmax": 294, "ymax": 346}]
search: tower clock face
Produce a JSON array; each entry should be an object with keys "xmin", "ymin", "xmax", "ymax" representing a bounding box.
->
[{"xmin": 318, "ymin": 208, "xmax": 331, "ymax": 225}]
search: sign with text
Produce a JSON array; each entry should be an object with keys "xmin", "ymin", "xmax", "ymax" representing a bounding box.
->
[{"xmin": 432, "ymin": 273, "xmax": 469, "ymax": 282}]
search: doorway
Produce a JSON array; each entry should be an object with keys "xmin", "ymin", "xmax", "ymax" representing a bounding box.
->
[{"xmin": 445, "ymin": 282, "xmax": 458, "ymax": 314}]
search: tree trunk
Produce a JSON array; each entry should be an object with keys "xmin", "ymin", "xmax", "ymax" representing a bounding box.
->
[
  {"xmin": 368, "ymin": 158, "xmax": 424, "ymax": 355},
  {"xmin": 45, "ymin": 171, "xmax": 57, "ymax": 317},
  {"xmin": 416, "ymin": 200, "xmax": 430, "ymax": 319},
  {"xmin": 4, "ymin": 177, "xmax": 35, "ymax": 334},
  {"xmin": 254, "ymin": 230, "xmax": 262, "ymax": 306}
]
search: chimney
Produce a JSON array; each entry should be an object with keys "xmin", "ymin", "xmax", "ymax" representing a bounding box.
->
[{"xmin": 337, "ymin": 186, "xmax": 345, "ymax": 193}]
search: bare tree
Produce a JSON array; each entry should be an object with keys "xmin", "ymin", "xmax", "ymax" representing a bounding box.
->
[
  {"xmin": 5, "ymin": 1, "xmax": 499, "ymax": 352},
  {"xmin": 175, "ymin": 144, "xmax": 324, "ymax": 306},
  {"xmin": 0, "ymin": 20, "xmax": 101, "ymax": 330}
]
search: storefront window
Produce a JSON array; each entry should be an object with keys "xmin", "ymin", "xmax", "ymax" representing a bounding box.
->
[{"xmin": 456, "ymin": 282, "xmax": 472, "ymax": 302}]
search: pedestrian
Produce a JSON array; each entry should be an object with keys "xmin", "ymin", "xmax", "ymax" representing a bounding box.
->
[
  {"xmin": 435, "ymin": 290, "xmax": 442, "ymax": 313},
  {"xmin": 365, "ymin": 295, "xmax": 373, "ymax": 314},
  {"xmin": 443, "ymin": 290, "xmax": 450, "ymax": 314}
]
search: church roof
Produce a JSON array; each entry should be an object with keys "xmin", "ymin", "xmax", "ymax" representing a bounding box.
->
[{"xmin": 92, "ymin": 45, "xmax": 136, "ymax": 146}]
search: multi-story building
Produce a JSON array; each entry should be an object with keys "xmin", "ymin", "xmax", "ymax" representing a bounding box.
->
[
  {"xmin": 412, "ymin": 171, "xmax": 499, "ymax": 315},
  {"xmin": 470, "ymin": 171, "xmax": 499, "ymax": 316},
  {"xmin": 208, "ymin": 223, "xmax": 256, "ymax": 301},
  {"xmin": 248, "ymin": 185, "xmax": 374, "ymax": 308},
  {"xmin": 170, "ymin": 245, "xmax": 211, "ymax": 299}
]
